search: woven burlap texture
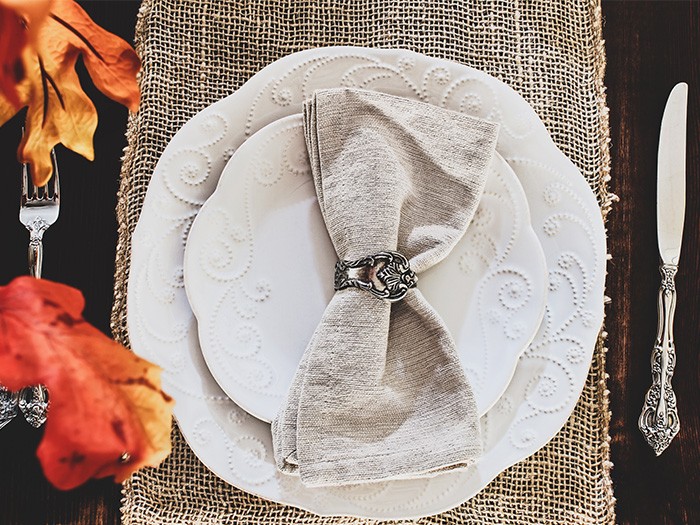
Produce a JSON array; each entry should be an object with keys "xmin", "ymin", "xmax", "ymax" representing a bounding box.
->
[{"xmin": 112, "ymin": 0, "xmax": 615, "ymax": 523}]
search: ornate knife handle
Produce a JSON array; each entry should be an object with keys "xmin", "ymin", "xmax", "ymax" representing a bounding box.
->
[{"xmin": 639, "ymin": 263, "xmax": 680, "ymax": 455}]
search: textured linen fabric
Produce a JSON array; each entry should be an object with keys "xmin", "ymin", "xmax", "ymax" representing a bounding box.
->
[
  {"xmin": 115, "ymin": 0, "xmax": 616, "ymax": 523},
  {"xmin": 271, "ymin": 88, "xmax": 499, "ymax": 486}
]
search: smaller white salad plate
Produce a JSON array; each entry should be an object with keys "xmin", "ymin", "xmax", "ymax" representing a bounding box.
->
[{"xmin": 184, "ymin": 114, "xmax": 548, "ymax": 423}]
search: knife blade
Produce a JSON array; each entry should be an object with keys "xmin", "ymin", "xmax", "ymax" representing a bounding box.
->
[
  {"xmin": 657, "ymin": 83, "xmax": 688, "ymax": 265},
  {"xmin": 639, "ymin": 82, "xmax": 688, "ymax": 456}
]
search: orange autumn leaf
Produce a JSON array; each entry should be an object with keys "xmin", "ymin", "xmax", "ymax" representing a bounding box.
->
[
  {"xmin": 0, "ymin": 2, "xmax": 27, "ymax": 108},
  {"xmin": 0, "ymin": 277, "xmax": 173, "ymax": 490},
  {"xmin": 0, "ymin": 0, "xmax": 50, "ymax": 107},
  {"xmin": 0, "ymin": 0, "xmax": 140, "ymax": 186},
  {"xmin": 48, "ymin": 0, "xmax": 140, "ymax": 111},
  {"xmin": 0, "ymin": 0, "xmax": 51, "ymax": 28}
]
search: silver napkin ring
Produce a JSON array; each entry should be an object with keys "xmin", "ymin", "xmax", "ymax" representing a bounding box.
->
[{"xmin": 334, "ymin": 250, "xmax": 417, "ymax": 302}]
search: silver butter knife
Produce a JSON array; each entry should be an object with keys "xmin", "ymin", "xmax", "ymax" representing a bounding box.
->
[{"xmin": 639, "ymin": 82, "xmax": 688, "ymax": 456}]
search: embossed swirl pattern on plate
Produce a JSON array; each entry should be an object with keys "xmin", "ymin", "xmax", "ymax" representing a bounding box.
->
[{"xmin": 128, "ymin": 47, "xmax": 606, "ymax": 519}]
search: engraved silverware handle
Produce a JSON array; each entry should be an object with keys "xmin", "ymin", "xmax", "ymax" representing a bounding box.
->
[
  {"xmin": 18, "ymin": 385, "xmax": 49, "ymax": 428},
  {"xmin": 28, "ymin": 235, "xmax": 44, "ymax": 278},
  {"xmin": 0, "ymin": 387, "xmax": 19, "ymax": 430},
  {"xmin": 639, "ymin": 263, "xmax": 680, "ymax": 455}
]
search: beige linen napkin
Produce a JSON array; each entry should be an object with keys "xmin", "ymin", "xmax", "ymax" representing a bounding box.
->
[{"xmin": 272, "ymin": 88, "xmax": 499, "ymax": 487}]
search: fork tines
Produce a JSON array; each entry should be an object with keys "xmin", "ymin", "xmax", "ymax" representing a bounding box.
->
[{"xmin": 21, "ymin": 149, "xmax": 60, "ymax": 203}]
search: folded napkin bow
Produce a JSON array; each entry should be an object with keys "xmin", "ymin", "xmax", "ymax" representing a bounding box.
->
[{"xmin": 272, "ymin": 88, "xmax": 499, "ymax": 487}]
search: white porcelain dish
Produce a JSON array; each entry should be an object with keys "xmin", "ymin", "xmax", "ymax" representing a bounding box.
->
[
  {"xmin": 184, "ymin": 114, "xmax": 547, "ymax": 423},
  {"xmin": 127, "ymin": 47, "xmax": 606, "ymax": 519}
]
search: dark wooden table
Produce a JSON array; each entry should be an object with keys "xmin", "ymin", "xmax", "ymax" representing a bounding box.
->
[{"xmin": 0, "ymin": 1, "xmax": 698, "ymax": 524}]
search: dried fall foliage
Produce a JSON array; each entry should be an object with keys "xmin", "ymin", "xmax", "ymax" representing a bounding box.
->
[
  {"xmin": 0, "ymin": 0, "xmax": 140, "ymax": 186},
  {"xmin": 0, "ymin": 277, "xmax": 173, "ymax": 489}
]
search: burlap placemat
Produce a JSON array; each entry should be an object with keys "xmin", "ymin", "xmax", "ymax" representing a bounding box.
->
[{"xmin": 111, "ymin": 0, "xmax": 615, "ymax": 523}]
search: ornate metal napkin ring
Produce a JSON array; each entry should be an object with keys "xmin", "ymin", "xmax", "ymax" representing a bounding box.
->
[{"xmin": 334, "ymin": 250, "xmax": 417, "ymax": 302}]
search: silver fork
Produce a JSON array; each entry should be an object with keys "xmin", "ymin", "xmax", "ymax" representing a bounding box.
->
[
  {"xmin": 20, "ymin": 150, "xmax": 60, "ymax": 278},
  {"xmin": 14, "ymin": 150, "xmax": 60, "ymax": 427}
]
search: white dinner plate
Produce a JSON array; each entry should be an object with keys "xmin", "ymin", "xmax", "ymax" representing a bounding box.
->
[
  {"xmin": 184, "ymin": 114, "xmax": 548, "ymax": 423},
  {"xmin": 127, "ymin": 47, "xmax": 606, "ymax": 519}
]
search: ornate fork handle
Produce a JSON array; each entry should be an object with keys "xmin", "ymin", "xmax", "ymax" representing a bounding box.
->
[
  {"xmin": 26, "ymin": 218, "xmax": 50, "ymax": 278},
  {"xmin": 16, "ymin": 216, "xmax": 52, "ymax": 427},
  {"xmin": 639, "ymin": 263, "xmax": 680, "ymax": 455}
]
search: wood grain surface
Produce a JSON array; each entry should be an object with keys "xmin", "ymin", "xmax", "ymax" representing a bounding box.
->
[
  {"xmin": 604, "ymin": 2, "xmax": 700, "ymax": 524},
  {"xmin": 0, "ymin": 1, "xmax": 698, "ymax": 524}
]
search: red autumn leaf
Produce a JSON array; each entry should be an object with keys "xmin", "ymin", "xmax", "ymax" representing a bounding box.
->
[
  {"xmin": 0, "ymin": 0, "xmax": 140, "ymax": 186},
  {"xmin": 0, "ymin": 277, "xmax": 173, "ymax": 490}
]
